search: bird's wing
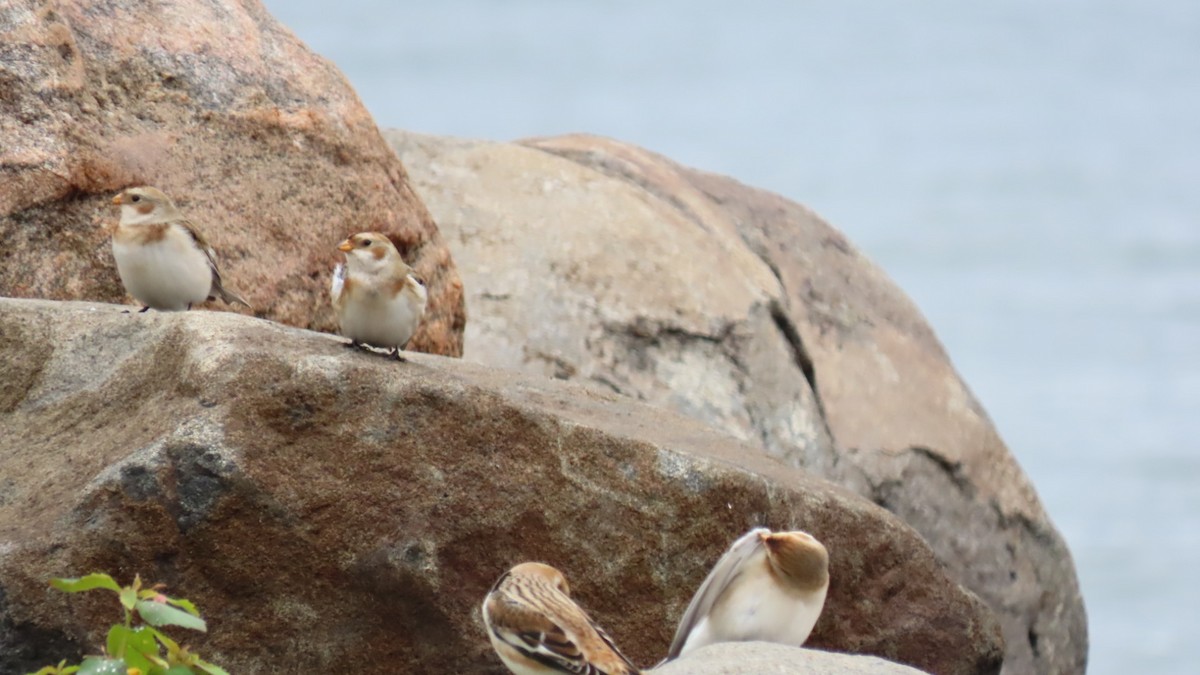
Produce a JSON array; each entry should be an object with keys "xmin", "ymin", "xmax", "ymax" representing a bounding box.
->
[
  {"xmin": 176, "ymin": 217, "xmax": 220, "ymax": 276},
  {"xmin": 486, "ymin": 590, "xmax": 637, "ymax": 675},
  {"xmin": 665, "ymin": 527, "xmax": 769, "ymax": 660},
  {"xmin": 330, "ymin": 263, "xmax": 346, "ymax": 305},
  {"xmin": 486, "ymin": 591, "xmax": 593, "ymax": 673},
  {"xmin": 177, "ymin": 218, "xmax": 251, "ymax": 308},
  {"xmin": 586, "ymin": 618, "xmax": 642, "ymax": 674}
]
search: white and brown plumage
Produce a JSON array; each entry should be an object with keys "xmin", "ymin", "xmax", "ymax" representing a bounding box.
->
[
  {"xmin": 110, "ymin": 186, "xmax": 250, "ymax": 312},
  {"xmin": 331, "ymin": 232, "xmax": 427, "ymax": 361},
  {"xmin": 664, "ymin": 527, "xmax": 830, "ymax": 661},
  {"xmin": 482, "ymin": 562, "xmax": 641, "ymax": 675}
]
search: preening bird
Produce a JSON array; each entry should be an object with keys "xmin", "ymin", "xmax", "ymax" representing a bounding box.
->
[
  {"xmin": 482, "ymin": 562, "xmax": 641, "ymax": 675},
  {"xmin": 665, "ymin": 527, "xmax": 830, "ymax": 661},
  {"xmin": 110, "ymin": 186, "xmax": 250, "ymax": 312},
  {"xmin": 330, "ymin": 231, "xmax": 427, "ymax": 361}
]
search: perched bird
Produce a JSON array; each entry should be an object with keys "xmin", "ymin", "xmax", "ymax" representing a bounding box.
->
[
  {"xmin": 665, "ymin": 527, "xmax": 830, "ymax": 661},
  {"xmin": 330, "ymin": 231, "xmax": 427, "ymax": 361},
  {"xmin": 482, "ymin": 562, "xmax": 641, "ymax": 675},
  {"xmin": 110, "ymin": 186, "xmax": 250, "ymax": 312}
]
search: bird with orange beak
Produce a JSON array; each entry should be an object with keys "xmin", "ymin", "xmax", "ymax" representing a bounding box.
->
[
  {"xmin": 330, "ymin": 232, "xmax": 427, "ymax": 361},
  {"xmin": 664, "ymin": 527, "xmax": 830, "ymax": 661},
  {"xmin": 109, "ymin": 186, "xmax": 250, "ymax": 312}
]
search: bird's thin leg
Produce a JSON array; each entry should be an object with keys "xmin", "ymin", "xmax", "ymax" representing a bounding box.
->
[
  {"xmin": 138, "ymin": 306, "xmax": 151, "ymax": 313},
  {"xmin": 186, "ymin": 303, "xmax": 193, "ymax": 310}
]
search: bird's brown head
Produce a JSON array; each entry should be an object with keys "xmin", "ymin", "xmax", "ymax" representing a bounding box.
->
[
  {"xmin": 761, "ymin": 530, "xmax": 830, "ymax": 591},
  {"xmin": 112, "ymin": 184, "xmax": 172, "ymax": 208},
  {"xmin": 511, "ymin": 562, "xmax": 571, "ymax": 597},
  {"xmin": 338, "ymin": 232, "xmax": 412, "ymax": 278},
  {"xmin": 337, "ymin": 231, "xmax": 397, "ymax": 256},
  {"xmin": 112, "ymin": 186, "xmax": 177, "ymax": 222}
]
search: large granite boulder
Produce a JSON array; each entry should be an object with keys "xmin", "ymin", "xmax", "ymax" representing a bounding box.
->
[
  {"xmin": 0, "ymin": 0, "xmax": 463, "ymax": 355},
  {"xmin": 0, "ymin": 299, "xmax": 1001, "ymax": 675},
  {"xmin": 652, "ymin": 643, "xmax": 932, "ymax": 675},
  {"xmin": 385, "ymin": 130, "xmax": 1087, "ymax": 674}
]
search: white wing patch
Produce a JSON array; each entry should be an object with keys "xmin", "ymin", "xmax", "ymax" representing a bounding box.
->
[
  {"xmin": 331, "ymin": 262, "xmax": 346, "ymax": 303},
  {"xmin": 665, "ymin": 527, "xmax": 770, "ymax": 660}
]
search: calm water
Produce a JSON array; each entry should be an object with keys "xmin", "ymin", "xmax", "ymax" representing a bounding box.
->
[{"xmin": 264, "ymin": 1, "xmax": 1200, "ymax": 672}]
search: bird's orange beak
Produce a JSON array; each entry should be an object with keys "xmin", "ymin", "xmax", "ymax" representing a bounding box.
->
[
  {"xmin": 111, "ymin": 194, "xmax": 124, "ymax": 205},
  {"xmin": 337, "ymin": 239, "xmax": 354, "ymax": 253}
]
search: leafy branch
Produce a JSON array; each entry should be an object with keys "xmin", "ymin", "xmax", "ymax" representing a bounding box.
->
[{"xmin": 27, "ymin": 573, "xmax": 228, "ymax": 675}]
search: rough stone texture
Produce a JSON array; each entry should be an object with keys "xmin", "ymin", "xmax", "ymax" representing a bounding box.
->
[
  {"xmin": 652, "ymin": 643, "xmax": 931, "ymax": 675},
  {"xmin": 0, "ymin": 0, "xmax": 464, "ymax": 355},
  {"xmin": 0, "ymin": 299, "xmax": 1001, "ymax": 675},
  {"xmin": 385, "ymin": 130, "xmax": 1087, "ymax": 675}
]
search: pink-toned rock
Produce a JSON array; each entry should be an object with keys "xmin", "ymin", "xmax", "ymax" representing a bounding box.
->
[
  {"xmin": 0, "ymin": 0, "xmax": 463, "ymax": 355},
  {"xmin": 0, "ymin": 299, "xmax": 1002, "ymax": 675}
]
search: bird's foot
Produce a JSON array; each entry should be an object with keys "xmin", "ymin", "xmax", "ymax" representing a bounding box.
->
[{"xmin": 138, "ymin": 306, "xmax": 151, "ymax": 313}]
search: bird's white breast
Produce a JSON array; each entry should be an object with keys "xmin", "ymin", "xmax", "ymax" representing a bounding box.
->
[
  {"xmin": 112, "ymin": 227, "xmax": 212, "ymax": 311},
  {"xmin": 681, "ymin": 562, "xmax": 827, "ymax": 656},
  {"xmin": 337, "ymin": 278, "xmax": 425, "ymax": 349}
]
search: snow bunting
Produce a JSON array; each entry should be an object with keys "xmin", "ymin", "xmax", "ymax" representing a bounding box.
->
[
  {"xmin": 665, "ymin": 528, "xmax": 829, "ymax": 661},
  {"xmin": 330, "ymin": 232, "xmax": 427, "ymax": 361},
  {"xmin": 110, "ymin": 186, "xmax": 250, "ymax": 312},
  {"xmin": 482, "ymin": 562, "xmax": 641, "ymax": 675}
]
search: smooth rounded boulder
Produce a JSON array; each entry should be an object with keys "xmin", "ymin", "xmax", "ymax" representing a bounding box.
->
[{"xmin": 386, "ymin": 130, "xmax": 1086, "ymax": 674}]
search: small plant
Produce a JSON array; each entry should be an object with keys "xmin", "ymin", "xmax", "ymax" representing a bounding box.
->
[{"xmin": 27, "ymin": 573, "xmax": 229, "ymax": 675}]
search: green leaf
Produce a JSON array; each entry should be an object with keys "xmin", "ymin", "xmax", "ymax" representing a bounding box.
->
[
  {"xmin": 146, "ymin": 627, "xmax": 179, "ymax": 652},
  {"xmin": 136, "ymin": 592, "xmax": 201, "ymax": 618},
  {"xmin": 76, "ymin": 658, "xmax": 128, "ymax": 675},
  {"xmin": 164, "ymin": 597, "xmax": 200, "ymax": 617},
  {"xmin": 50, "ymin": 574, "xmax": 120, "ymax": 594},
  {"xmin": 135, "ymin": 600, "xmax": 207, "ymax": 631},
  {"xmin": 164, "ymin": 667, "xmax": 194, "ymax": 675},
  {"xmin": 122, "ymin": 651, "xmax": 153, "ymax": 675},
  {"xmin": 106, "ymin": 625, "xmax": 128, "ymax": 659},
  {"xmin": 107, "ymin": 625, "xmax": 158, "ymax": 670},
  {"xmin": 127, "ymin": 626, "xmax": 160, "ymax": 658},
  {"xmin": 119, "ymin": 587, "xmax": 138, "ymax": 611},
  {"xmin": 142, "ymin": 651, "xmax": 171, "ymax": 674}
]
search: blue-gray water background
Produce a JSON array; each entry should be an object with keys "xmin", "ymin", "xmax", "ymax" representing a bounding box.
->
[{"xmin": 264, "ymin": 1, "xmax": 1200, "ymax": 672}]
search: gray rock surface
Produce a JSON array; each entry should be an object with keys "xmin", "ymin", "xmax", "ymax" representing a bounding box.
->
[
  {"xmin": 0, "ymin": 299, "xmax": 1001, "ymax": 675},
  {"xmin": 652, "ymin": 643, "xmax": 931, "ymax": 674},
  {"xmin": 386, "ymin": 129, "xmax": 1087, "ymax": 674}
]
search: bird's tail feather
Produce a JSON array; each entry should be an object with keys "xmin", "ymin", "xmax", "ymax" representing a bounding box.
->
[{"xmin": 212, "ymin": 280, "xmax": 251, "ymax": 309}]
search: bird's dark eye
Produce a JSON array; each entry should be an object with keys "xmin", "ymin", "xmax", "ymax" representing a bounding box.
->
[
  {"xmin": 130, "ymin": 195, "xmax": 141, "ymax": 202},
  {"xmin": 414, "ymin": 276, "xmax": 425, "ymax": 286},
  {"xmin": 361, "ymin": 239, "xmax": 372, "ymax": 247}
]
